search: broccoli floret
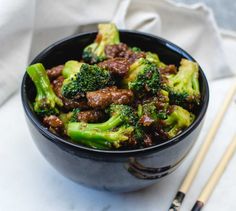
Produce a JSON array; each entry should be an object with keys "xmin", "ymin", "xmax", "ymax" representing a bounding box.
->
[
  {"xmin": 69, "ymin": 108, "xmax": 80, "ymax": 122},
  {"xmin": 122, "ymin": 58, "xmax": 161, "ymax": 94},
  {"xmin": 82, "ymin": 23, "xmax": 120, "ymax": 64},
  {"xmin": 138, "ymin": 102, "xmax": 158, "ymax": 120},
  {"xmin": 162, "ymin": 59, "xmax": 201, "ymax": 106},
  {"xmin": 159, "ymin": 105, "xmax": 195, "ymax": 139},
  {"xmin": 131, "ymin": 47, "xmax": 142, "ymax": 52},
  {"xmin": 146, "ymin": 52, "xmax": 166, "ymax": 68},
  {"xmin": 59, "ymin": 113, "xmax": 72, "ymax": 126},
  {"xmin": 66, "ymin": 104, "xmax": 137, "ymax": 149},
  {"xmin": 137, "ymin": 91, "xmax": 195, "ymax": 139},
  {"xmin": 58, "ymin": 108, "xmax": 80, "ymax": 134},
  {"xmin": 62, "ymin": 63, "xmax": 114, "ymax": 98},
  {"xmin": 139, "ymin": 101, "xmax": 166, "ymax": 121},
  {"xmin": 61, "ymin": 60, "xmax": 84, "ymax": 98},
  {"xmin": 137, "ymin": 90, "xmax": 169, "ymax": 126},
  {"xmin": 60, "ymin": 108, "xmax": 80, "ymax": 123},
  {"xmin": 27, "ymin": 63, "xmax": 63, "ymax": 116},
  {"xmin": 62, "ymin": 60, "xmax": 83, "ymax": 79}
]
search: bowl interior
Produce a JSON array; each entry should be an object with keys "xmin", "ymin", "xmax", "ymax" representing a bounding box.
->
[{"xmin": 22, "ymin": 30, "xmax": 209, "ymax": 154}]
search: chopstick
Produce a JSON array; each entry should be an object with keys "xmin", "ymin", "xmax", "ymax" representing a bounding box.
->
[
  {"xmin": 191, "ymin": 134, "xmax": 236, "ymax": 211},
  {"xmin": 169, "ymin": 80, "xmax": 236, "ymax": 211}
]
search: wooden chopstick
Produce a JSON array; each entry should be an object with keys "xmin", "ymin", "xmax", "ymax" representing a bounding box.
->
[
  {"xmin": 191, "ymin": 134, "xmax": 236, "ymax": 211},
  {"xmin": 169, "ymin": 80, "xmax": 236, "ymax": 211}
]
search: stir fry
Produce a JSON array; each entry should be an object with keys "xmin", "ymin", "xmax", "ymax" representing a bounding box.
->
[{"xmin": 27, "ymin": 23, "xmax": 200, "ymax": 150}]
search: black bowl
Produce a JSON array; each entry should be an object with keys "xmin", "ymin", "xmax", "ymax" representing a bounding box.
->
[{"xmin": 21, "ymin": 30, "xmax": 209, "ymax": 192}]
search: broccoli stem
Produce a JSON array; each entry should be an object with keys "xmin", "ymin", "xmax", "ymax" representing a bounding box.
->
[
  {"xmin": 65, "ymin": 104, "xmax": 137, "ymax": 149},
  {"xmin": 76, "ymin": 139, "xmax": 110, "ymax": 150},
  {"xmin": 62, "ymin": 60, "xmax": 83, "ymax": 78},
  {"xmin": 67, "ymin": 123, "xmax": 133, "ymax": 148},
  {"xmin": 74, "ymin": 115, "xmax": 122, "ymax": 131},
  {"xmin": 27, "ymin": 63, "xmax": 63, "ymax": 116},
  {"xmin": 27, "ymin": 63, "xmax": 51, "ymax": 97}
]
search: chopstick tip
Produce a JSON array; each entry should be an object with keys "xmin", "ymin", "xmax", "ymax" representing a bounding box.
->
[
  {"xmin": 168, "ymin": 191, "xmax": 185, "ymax": 211},
  {"xmin": 191, "ymin": 200, "xmax": 204, "ymax": 211}
]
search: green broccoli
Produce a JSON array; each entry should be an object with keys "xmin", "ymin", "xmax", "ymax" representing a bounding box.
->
[
  {"xmin": 137, "ymin": 90, "xmax": 170, "ymax": 126},
  {"xmin": 131, "ymin": 47, "xmax": 142, "ymax": 52},
  {"xmin": 66, "ymin": 104, "xmax": 138, "ymax": 149},
  {"xmin": 82, "ymin": 23, "xmax": 120, "ymax": 64},
  {"xmin": 27, "ymin": 63, "xmax": 63, "ymax": 116},
  {"xmin": 138, "ymin": 102, "xmax": 158, "ymax": 119},
  {"xmin": 61, "ymin": 60, "xmax": 84, "ymax": 98},
  {"xmin": 146, "ymin": 52, "xmax": 166, "ymax": 68},
  {"xmin": 162, "ymin": 59, "xmax": 201, "ymax": 106},
  {"xmin": 138, "ymin": 101, "xmax": 165, "ymax": 122},
  {"xmin": 58, "ymin": 108, "xmax": 80, "ymax": 135},
  {"xmin": 62, "ymin": 60, "xmax": 83, "ymax": 79},
  {"xmin": 69, "ymin": 108, "xmax": 80, "ymax": 122},
  {"xmin": 60, "ymin": 108, "xmax": 80, "ymax": 123},
  {"xmin": 122, "ymin": 58, "xmax": 161, "ymax": 94},
  {"xmin": 62, "ymin": 63, "xmax": 114, "ymax": 98},
  {"xmin": 159, "ymin": 105, "xmax": 195, "ymax": 139}
]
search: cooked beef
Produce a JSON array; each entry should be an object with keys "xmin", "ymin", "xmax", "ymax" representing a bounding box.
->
[
  {"xmin": 105, "ymin": 43, "xmax": 146, "ymax": 64},
  {"xmin": 139, "ymin": 115, "xmax": 155, "ymax": 126},
  {"xmin": 105, "ymin": 43, "xmax": 129, "ymax": 58},
  {"xmin": 121, "ymin": 132, "xmax": 154, "ymax": 149},
  {"xmin": 77, "ymin": 110, "xmax": 105, "ymax": 123},
  {"xmin": 86, "ymin": 86, "xmax": 133, "ymax": 109},
  {"xmin": 47, "ymin": 65, "xmax": 64, "ymax": 80},
  {"xmin": 123, "ymin": 49, "xmax": 146, "ymax": 64},
  {"xmin": 63, "ymin": 98, "xmax": 89, "ymax": 111},
  {"xmin": 160, "ymin": 64, "xmax": 177, "ymax": 75},
  {"xmin": 142, "ymin": 133, "xmax": 154, "ymax": 147},
  {"xmin": 51, "ymin": 76, "xmax": 64, "ymax": 98},
  {"xmin": 43, "ymin": 115, "xmax": 64, "ymax": 134},
  {"xmin": 155, "ymin": 91, "xmax": 169, "ymax": 111},
  {"xmin": 98, "ymin": 58, "xmax": 130, "ymax": 77}
]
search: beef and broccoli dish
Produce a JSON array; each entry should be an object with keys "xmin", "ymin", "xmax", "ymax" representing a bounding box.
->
[{"xmin": 26, "ymin": 23, "xmax": 201, "ymax": 150}]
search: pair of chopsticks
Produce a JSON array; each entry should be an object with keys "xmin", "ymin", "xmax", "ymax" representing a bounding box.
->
[{"xmin": 169, "ymin": 79, "xmax": 236, "ymax": 211}]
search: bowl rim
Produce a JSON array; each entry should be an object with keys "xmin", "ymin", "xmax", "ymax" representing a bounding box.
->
[{"xmin": 21, "ymin": 30, "xmax": 209, "ymax": 156}]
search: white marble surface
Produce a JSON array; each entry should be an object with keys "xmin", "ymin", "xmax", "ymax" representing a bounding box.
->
[{"xmin": 0, "ymin": 78, "xmax": 235, "ymax": 211}]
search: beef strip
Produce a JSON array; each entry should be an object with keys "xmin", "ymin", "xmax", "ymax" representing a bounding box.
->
[
  {"xmin": 46, "ymin": 65, "xmax": 64, "ymax": 80},
  {"xmin": 160, "ymin": 64, "xmax": 177, "ymax": 75},
  {"xmin": 51, "ymin": 76, "xmax": 64, "ymax": 98},
  {"xmin": 105, "ymin": 43, "xmax": 129, "ymax": 58},
  {"xmin": 155, "ymin": 90, "xmax": 170, "ymax": 111},
  {"xmin": 160, "ymin": 64, "xmax": 177, "ymax": 84},
  {"xmin": 124, "ymin": 49, "xmax": 146, "ymax": 64},
  {"xmin": 98, "ymin": 58, "xmax": 130, "ymax": 77},
  {"xmin": 52, "ymin": 76, "xmax": 89, "ymax": 110},
  {"xmin": 139, "ymin": 115, "xmax": 155, "ymax": 126},
  {"xmin": 142, "ymin": 133, "xmax": 154, "ymax": 147},
  {"xmin": 105, "ymin": 43, "xmax": 146, "ymax": 64},
  {"xmin": 86, "ymin": 86, "xmax": 133, "ymax": 109},
  {"xmin": 43, "ymin": 115, "xmax": 64, "ymax": 134},
  {"xmin": 77, "ymin": 110, "xmax": 106, "ymax": 123},
  {"xmin": 121, "ymin": 131, "xmax": 154, "ymax": 149},
  {"xmin": 63, "ymin": 98, "xmax": 89, "ymax": 111}
]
